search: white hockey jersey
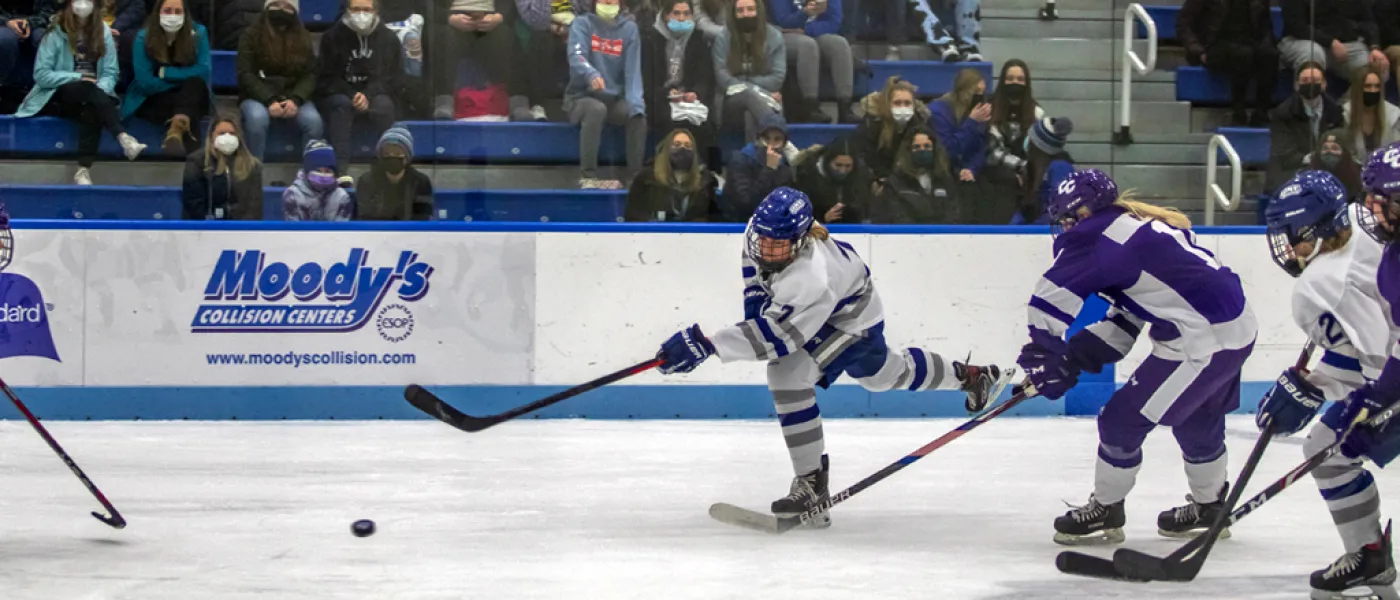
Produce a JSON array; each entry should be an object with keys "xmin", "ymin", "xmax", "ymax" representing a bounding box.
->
[
  {"xmin": 1292, "ymin": 203, "xmax": 1395, "ymax": 400},
  {"xmin": 710, "ymin": 236, "xmax": 885, "ymax": 363}
]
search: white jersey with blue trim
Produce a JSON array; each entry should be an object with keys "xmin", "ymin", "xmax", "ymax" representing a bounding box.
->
[
  {"xmin": 710, "ymin": 236, "xmax": 884, "ymax": 363},
  {"xmin": 1292, "ymin": 203, "xmax": 1394, "ymax": 400}
]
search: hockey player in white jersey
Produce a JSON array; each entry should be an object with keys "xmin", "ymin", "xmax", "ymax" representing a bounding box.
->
[
  {"xmin": 654, "ymin": 187, "xmax": 1007, "ymax": 526},
  {"xmin": 1257, "ymin": 168, "xmax": 1399, "ymax": 600}
]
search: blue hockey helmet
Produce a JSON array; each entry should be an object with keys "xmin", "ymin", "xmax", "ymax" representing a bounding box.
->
[
  {"xmin": 1046, "ymin": 168, "xmax": 1118, "ymax": 234},
  {"xmin": 1265, "ymin": 171, "xmax": 1351, "ymax": 277},
  {"xmin": 746, "ymin": 187, "xmax": 815, "ymax": 272},
  {"xmin": 1361, "ymin": 142, "xmax": 1400, "ymax": 244}
]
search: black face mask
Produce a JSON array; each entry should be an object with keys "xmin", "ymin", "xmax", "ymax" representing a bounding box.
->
[
  {"xmin": 669, "ymin": 148, "xmax": 694, "ymax": 171},
  {"xmin": 1320, "ymin": 153, "xmax": 1342, "ymax": 169},
  {"xmin": 379, "ymin": 157, "xmax": 406, "ymax": 175},
  {"xmin": 1365, "ymin": 91, "xmax": 1382, "ymax": 107},
  {"xmin": 970, "ymin": 93, "xmax": 985, "ymax": 106},
  {"xmin": 1000, "ymin": 83, "xmax": 1026, "ymax": 101},
  {"xmin": 268, "ymin": 9, "xmax": 297, "ymax": 28},
  {"xmin": 829, "ymin": 168, "xmax": 848, "ymax": 182},
  {"xmin": 734, "ymin": 16, "xmax": 759, "ymax": 33},
  {"xmin": 1299, "ymin": 83, "xmax": 1323, "ymax": 101}
]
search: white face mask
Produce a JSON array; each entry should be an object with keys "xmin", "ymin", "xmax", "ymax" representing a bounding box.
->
[
  {"xmin": 891, "ymin": 106, "xmax": 914, "ymax": 124},
  {"xmin": 347, "ymin": 12, "xmax": 375, "ymax": 32},
  {"xmin": 159, "ymin": 14, "xmax": 184, "ymax": 33},
  {"xmin": 71, "ymin": 0, "xmax": 94, "ymax": 19},
  {"xmin": 214, "ymin": 133, "xmax": 239, "ymax": 156}
]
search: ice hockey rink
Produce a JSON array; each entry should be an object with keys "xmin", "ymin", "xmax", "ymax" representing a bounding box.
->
[{"xmin": 0, "ymin": 415, "xmax": 1382, "ymax": 600}]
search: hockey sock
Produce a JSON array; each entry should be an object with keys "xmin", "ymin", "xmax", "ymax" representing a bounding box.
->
[
  {"xmin": 1094, "ymin": 445, "xmax": 1143, "ymax": 505},
  {"xmin": 1183, "ymin": 448, "xmax": 1228, "ymax": 504},
  {"xmin": 858, "ymin": 348, "xmax": 958, "ymax": 392},
  {"xmin": 1309, "ymin": 422, "xmax": 1385, "ymax": 552},
  {"xmin": 772, "ymin": 388, "xmax": 825, "ymax": 476}
]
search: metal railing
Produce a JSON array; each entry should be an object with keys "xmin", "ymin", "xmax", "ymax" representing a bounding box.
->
[
  {"xmin": 1205, "ymin": 134, "xmax": 1242, "ymax": 225},
  {"xmin": 1114, "ymin": 4, "xmax": 1157, "ymax": 145}
]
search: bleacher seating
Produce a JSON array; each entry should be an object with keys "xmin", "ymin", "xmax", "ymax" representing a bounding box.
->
[
  {"xmin": 1, "ymin": 185, "xmax": 182, "ymax": 220},
  {"xmin": 1217, "ymin": 127, "xmax": 1270, "ymax": 168}
]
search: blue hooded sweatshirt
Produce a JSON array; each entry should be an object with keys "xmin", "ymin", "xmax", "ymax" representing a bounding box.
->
[
  {"xmin": 566, "ymin": 11, "xmax": 645, "ymax": 118},
  {"xmin": 768, "ymin": 0, "xmax": 843, "ymax": 38},
  {"xmin": 721, "ymin": 113, "xmax": 794, "ymax": 221}
]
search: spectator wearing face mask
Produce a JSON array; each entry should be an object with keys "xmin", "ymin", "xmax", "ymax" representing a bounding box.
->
[
  {"xmin": 182, "ymin": 116, "xmax": 263, "ymax": 220},
  {"xmin": 1178, "ymin": 0, "xmax": 1278, "ymax": 127},
  {"xmin": 125, "ymin": 0, "xmax": 213, "ymax": 156},
  {"xmin": 982, "ymin": 59, "xmax": 1041, "ymax": 217},
  {"xmin": 853, "ymin": 76, "xmax": 928, "ymax": 185},
  {"xmin": 929, "ymin": 68, "xmax": 989, "ymax": 185},
  {"xmin": 285, "ymin": 139, "xmax": 354, "ymax": 221},
  {"xmin": 712, "ymin": 0, "xmax": 786, "ymax": 141},
  {"xmin": 1010, "ymin": 116, "xmax": 1073, "ymax": 225},
  {"xmin": 1279, "ymin": 0, "xmax": 1387, "ymax": 82},
  {"xmin": 793, "ymin": 136, "xmax": 869, "ymax": 224},
  {"xmin": 1342, "ymin": 65, "xmax": 1400, "ymax": 158},
  {"xmin": 870, "ymin": 128, "xmax": 957, "ymax": 224},
  {"xmin": 1267, "ymin": 61, "xmax": 1344, "ymax": 195},
  {"xmin": 1306, "ymin": 128, "xmax": 1363, "ymax": 199},
  {"xmin": 720, "ymin": 112, "xmax": 793, "ymax": 221},
  {"xmin": 17, "ymin": 0, "xmax": 146, "ymax": 186},
  {"xmin": 317, "ymin": 0, "xmax": 403, "ymax": 181},
  {"xmin": 625, "ymin": 128, "xmax": 719, "ymax": 221},
  {"xmin": 641, "ymin": 0, "xmax": 716, "ymax": 165},
  {"xmin": 355, "ymin": 125, "xmax": 432, "ymax": 220},
  {"xmin": 238, "ymin": 0, "xmax": 323, "ymax": 162},
  {"xmin": 564, "ymin": 0, "xmax": 645, "ymax": 189}
]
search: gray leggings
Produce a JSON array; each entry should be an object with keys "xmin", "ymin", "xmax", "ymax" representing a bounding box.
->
[
  {"xmin": 783, "ymin": 32, "xmax": 854, "ymax": 101},
  {"xmin": 723, "ymin": 89, "xmax": 781, "ymax": 140},
  {"xmin": 568, "ymin": 96, "xmax": 646, "ymax": 177}
]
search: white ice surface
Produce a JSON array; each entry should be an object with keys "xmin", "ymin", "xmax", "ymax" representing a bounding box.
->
[{"xmin": 0, "ymin": 416, "xmax": 1384, "ymax": 599}]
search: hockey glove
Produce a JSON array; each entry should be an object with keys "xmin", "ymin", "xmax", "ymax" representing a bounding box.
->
[
  {"xmin": 743, "ymin": 287, "xmax": 769, "ymax": 321},
  {"xmin": 1339, "ymin": 384, "xmax": 1400, "ymax": 463},
  {"xmin": 1017, "ymin": 343, "xmax": 1078, "ymax": 400},
  {"xmin": 658, "ymin": 324, "xmax": 715, "ymax": 374},
  {"xmin": 1255, "ymin": 367, "xmax": 1324, "ymax": 436}
]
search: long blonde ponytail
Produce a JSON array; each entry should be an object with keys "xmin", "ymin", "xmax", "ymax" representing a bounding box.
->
[
  {"xmin": 807, "ymin": 222, "xmax": 830, "ymax": 240},
  {"xmin": 1113, "ymin": 191, "xmax": 1191, "ymax": 230}
]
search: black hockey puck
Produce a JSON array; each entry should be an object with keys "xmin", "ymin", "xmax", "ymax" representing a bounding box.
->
[{"xmin": 352, "ymin": 519, "xmax": 376, "ymax": 537}]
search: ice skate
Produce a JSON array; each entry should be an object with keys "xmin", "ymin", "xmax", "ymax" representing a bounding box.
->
[
  {"xmin": 1157, "ymin": 483, "xmax": 1232, "ymax": 539},
  {"xmin": 1312, "ymin": 524, "xmax": 1400, "ymax": 600},
  {"xmin": 1053, "ymin": 495, "xmax": 1126, "ymax": 546},
  {"xmin": 958, "ymin": 362, "xmax": 1012, "ymax": 413},
  {"xmin": 771, "ymin": 454, "xmax": 830, "ymax": 529}
]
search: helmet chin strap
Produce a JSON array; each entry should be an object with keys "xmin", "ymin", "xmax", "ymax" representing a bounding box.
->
[{"xmin": 1296, "ymin": 238, "xmax": 1325, "ymax": 272}]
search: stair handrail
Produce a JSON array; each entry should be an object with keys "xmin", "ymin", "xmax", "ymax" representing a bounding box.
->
[
  {"xmin": 1115, "ymin": 3, "xmax": 1158, "ymax": 145},
  {"xmin": 1205, "ymin": 134, "xmax": 1242, "ymax": 226}
]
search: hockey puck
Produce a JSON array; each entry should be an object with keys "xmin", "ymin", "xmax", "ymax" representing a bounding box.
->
[{"xmin": 352, "ymin": 519, "xmax": 376, "ymax": 537}]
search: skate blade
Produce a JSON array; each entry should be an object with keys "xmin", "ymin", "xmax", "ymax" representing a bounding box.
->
[
  {"xmin": 1157, "ymin": 526, "xmax": 1231, "ymax": 540},
  {"xmin": 1053, "ymin": 528, "xmax": 1125, "ymax": 547},
  {"xmin": 1311, "ymin": 584, "xmax": 1400, "ymax": 600}
]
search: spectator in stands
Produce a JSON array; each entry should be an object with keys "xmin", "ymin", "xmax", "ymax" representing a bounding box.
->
[
  {"xmin": 0, "ymin": 1, "xmax": 55, "ymax": 95},
  {"xmin": 17, "ymin": 0, "xmax": 145, "ymax": 185},
  {"xmin": 1178, "ymin": 0, "xmax": 1278, "ymax": 127},
  {"xmin": 124, "ymin": 0, "xmax": 213, "ymax": 156},
  {"xmin": 768, "ymin": 0, "xmax": 854, "ymax": 123},
  {"xmin": 103, "ymin": 0, "xmax": 145, "ymax": 89},
  {"xmin": 793, "ymin": 136, "xmax": 868, "ymax": 224},
  {"xmin": 564, "ymin": 0, "xmax": 644, "ymax": 189},
  {"xmin": 1343, "ymin": 65, "xmax": 1400, "ymax": 159},
  {"xmin": 869, "ymin": 127, "xmax": 956, "ymax": 223},
  {"xmin": 893, "ymin": 0, "xmax": 980, "ymax": 63},
  {"xmin": 625, "ymin": 128, "xmax": 719, "ymax": 221},
  {"xmin": 1279, "ymin": 0, "xmax": 1387, "ymax": 81},
  {"xmin": 237, "ymin": 0, "xmax": 323, "ymax": 162},
  {"xmin": 929, "ymin": 68, "xmax": 988, "ymax": 183},
  {"xmin": 982, "ymin": 59, "xmax": 1040, "ymax": 215},
  {"xmin": 1382, "ymin": 0, "xmax": 1400, "ymax": 88},
  {"xmin": 182, "ymin": 116, "xmax": 263, "ymax": 219},
  {"xmin": 853, "ymin": 76, "xmax": 927, "ymax": 186},
  {"xmin": 1011, "ymin": 116, "xmax": 1073, "ymax": 225},
  {"xmin": 185, "ymin": 0, "xmax": 260, "ymax": 50},
  {"xmin": 317, "ymin": 0, "xmax": 402, "ymax": 183},
  {"xmin": 513, "ymin": 0, "xmax": 570, "ymax": 120},
  {"xmin": 712, "ymin": 0, "xmax": 785, "ymax": 140},
  {"xmin": 355, "ymin": 125, "xmax": 433, "ymax": 220},
  {"xmin": 693, "ymin": 0, "xmax": 722, "ymax": 40},
  {"xmin": 641, "ymin": 0, "xmax": 716, "ymax": 164},
  {"xmin": 1267, "ymin": 61, "xmax": 1344, "ymax": 194},
  {"xmin": 720, "ymin": 112, "xmax": 791, "ymax": 221},
  {"xmin": 429, "ymin": 0, "xmax": 517, "ymax": 120},
  {"xmin": 1307, "ymin": 128, "xmax": 1363, "ymax": 198},
  {"xmin": 284, "ymin": 139, "xmax": 353, "ymax": 220}
]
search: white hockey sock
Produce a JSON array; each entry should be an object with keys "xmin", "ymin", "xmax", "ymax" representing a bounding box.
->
[
  {"xmin": 1309, "ymin": 423, "xmax": 1385, "ymax": 552},
  {"xmin": 857, "ymin": 347, "xmax": 958, "ymax": 392},
  {"xmin": 1184, "ymin": 451, "xmax": 1228, "ymax": 504},
  {"xmin": 1093, "ymin": 456, "xmax": 1141, "ymax": 506},
  {"xmin": 772, "ymin": 388, "xmax": 824, "ymax": 476}
]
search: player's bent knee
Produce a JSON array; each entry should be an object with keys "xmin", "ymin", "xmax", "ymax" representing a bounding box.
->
[{"xmin": 1303, "ymin": 421, "xmax": 1338, "ymax": 458}]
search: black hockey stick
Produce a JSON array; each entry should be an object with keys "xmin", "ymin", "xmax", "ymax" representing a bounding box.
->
[
  {"xmin": 0, "ymin": 375, "xmax": 125, "ymax": 529},
  {"xmin": 709, "ymin": 380, "xmax": 1032, "ymax": 534},
  {"xmin": 405, "ymin": 357, "xmax": 665, "ymax": 433}
]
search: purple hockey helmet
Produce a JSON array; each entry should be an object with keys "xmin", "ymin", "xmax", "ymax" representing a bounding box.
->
[
  {"xmin": 0, "ymin": 203, "xmax": 11, "ymax": 273},
  {"xmin": 746, "ymin": 187, "xmax": 816, "ymax": 272},
  {"xmin": 1361, "ymin": 142, "xmax": 1400, "ymax": 244},
  {"xmin": 1047, "ymin": 168, "xmax": 1118, "ymax": 234}
]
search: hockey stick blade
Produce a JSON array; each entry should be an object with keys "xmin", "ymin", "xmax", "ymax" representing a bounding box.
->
[
  {"xmin": 405, "ymin": 384, "xmax": 496, "ymax": 432},
  {"xmin": 1055, "ymin": 551, "xmax": 1148, "ymax": 582},
  {"xmin": 708, "ymin": 503, "xmax": 784, "ymax": 534}
]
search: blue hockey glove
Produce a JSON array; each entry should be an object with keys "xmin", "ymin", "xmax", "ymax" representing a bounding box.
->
[
  {"xmin": 1339, "ymin": 384, "xmax": 1400, "ymax": 462},
  {"xmin": 743, "ymin": 287, "xmax": 769, "ymax": 320},
  {"xmin": 1017, "ymin": 343, "xmax": 1078, "ymax": 400},
  {"xmin": 658, "ymin": 324, "xmax": 715, "ymax": 374},
  {"xmin": 1255, "ymin": 367, "xmax": 1324, "ymax": 436}
]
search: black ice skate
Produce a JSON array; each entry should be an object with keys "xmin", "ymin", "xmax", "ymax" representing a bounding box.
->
[
  {"xmin": 957, "ymin": 362, "xmax": 1011, "ymax": 413},
  {"xmin": 1157, "ymin": 483, "xmax": 1232, "ymax": 540},
  {"xmin": 771, "ymin": 454, "xmax": 831, "ymax": 529},
  {"xmin": 1053, "ymin": 495, "xmax": 1126, "ymax": 546},
  {"xmin": 1311, "ymin": 522, "xmax": 1400, "ymax": 600}
]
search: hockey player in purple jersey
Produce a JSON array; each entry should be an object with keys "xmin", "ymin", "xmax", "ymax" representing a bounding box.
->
[
  {"xmin": 1256, "ymin": 168, "xmax": 1398, "ymax": 600},
  {"xmin": 654, "ymin": 187, "xmax": 1008, "ymax": 527},
  {"xmin": 1017, "ymin": 169, "xmax": 1258, "ymax": 546}
]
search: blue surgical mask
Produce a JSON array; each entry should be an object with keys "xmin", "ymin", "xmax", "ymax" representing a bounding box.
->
[{"xmin": 668, "ymin": 19, "xmax": 694, "ymax": 33}]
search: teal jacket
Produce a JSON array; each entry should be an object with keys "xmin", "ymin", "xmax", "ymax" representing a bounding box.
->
[
  {"xmin": 15, "ymin": 26, "xmax": 119, "ymax": 118},
  {"xmin": 122, "ymin": 23, "xmax": 213, "ymax": 120}
]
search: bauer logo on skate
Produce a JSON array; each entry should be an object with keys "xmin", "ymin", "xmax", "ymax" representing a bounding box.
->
[{"xmin": 190, "ymin": 248, "xmax": 435, "ymax": 334}]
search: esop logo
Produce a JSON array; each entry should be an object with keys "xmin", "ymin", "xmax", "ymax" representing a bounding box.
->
[{"xmin": 191, "ymin": 249, "xmax": 434, "ymax": 333}]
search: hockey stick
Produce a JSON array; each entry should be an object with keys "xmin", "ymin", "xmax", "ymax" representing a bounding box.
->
[
  {"xmin": 405, "ymin": 357, "xmax": 664, "ymax": 433},
  {"xmin": 709, "ymin": 382, "xmax": 1036, "ymax": 534},
  {"xmin": 0, "ymin": 376, "xmax": 125, "ymax": 529}
]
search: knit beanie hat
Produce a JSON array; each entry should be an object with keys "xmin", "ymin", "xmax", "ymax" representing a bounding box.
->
[
  {"xmin": 377, "ymin": 125, "xmax": 415, "ymax": 163},
  {"xmin": 303, "ymin": 139, "xmax": 337, "ymax": 173},
  {"xmin": 266, "ymin": 0, "xmax": 300, "ymax": 10},
  {"xmin": 1029, "ymin": 116, "xmax": 1072, "ymax": 155}
]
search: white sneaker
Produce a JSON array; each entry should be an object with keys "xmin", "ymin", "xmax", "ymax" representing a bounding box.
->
[
  {"xmin": 529, "ymin": 105, "xmax": 547, "ymax": 121},
  {"xmin": 117, "ymin": 133, "xmax": 146, "ymax": 161},
  {"xmin": 579, "ymin": 178, "xmax": 600, "ymax": 189},
  {"xmin": 885, "ymin": 45, "xmax": 901, "ymax": 61},
  {"xmin": 74, "ymin": 167, "xmax": 92, "ymax": 185}
]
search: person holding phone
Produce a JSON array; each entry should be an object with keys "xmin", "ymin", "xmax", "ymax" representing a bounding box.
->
[
  {"xmin": 429, "ymin": 0, "xmax": 518, "ymax": 120},
  {"xmin": 0, "ymin": 0, "xmax": 56, "ymax": 92},
  {"xmin": 929, "ymin": 67, "xmax": 989, "ymax": 183},
  {"xmin": 720, "ymin": 112, "xmax": 795, "ymax": 221}
]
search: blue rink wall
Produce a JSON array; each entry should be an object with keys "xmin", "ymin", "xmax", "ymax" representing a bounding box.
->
[{"xmin": 0, "ymin": 221, "xmax": 1289, "ymax": 422}]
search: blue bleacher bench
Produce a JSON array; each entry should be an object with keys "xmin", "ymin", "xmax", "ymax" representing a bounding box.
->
[
  {"xmin": 0, "ymin": 185, "xmax": 182, "ymax": 220},
  {"xmin": 867, "ymin": 60, "xmax": 991, "ymax": 99},
  {"xmin": 1176, "ymin": 66, "xmax": 1393, "ymax": 107},
  {"xmin": 1140, "ymin": 6, "xmax": 1282, "ymax": 41},
  {"xmin": 300, "ymin": 0, "xmax": 341, "ymax": 27},
  {"xmin": 1216, "ymin": 126, "xmax": 1269, "ymax": 168},
  {"xmin": 212, "ymin": 51, "xmax": 236, "ymax": 93}
]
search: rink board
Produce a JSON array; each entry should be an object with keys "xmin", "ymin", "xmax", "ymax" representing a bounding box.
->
[{"xmin": 0, "ymin": 221, "xmax": 1295, "ymax": 420}]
